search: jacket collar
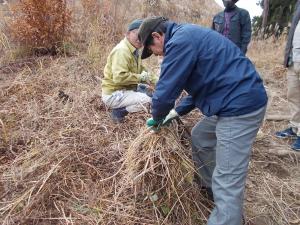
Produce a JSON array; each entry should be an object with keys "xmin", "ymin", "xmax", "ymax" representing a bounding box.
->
[
  {"xmin": 163, "ymin": 22, "xmax": 178, "ymax": 54},
  {"xmin": 124, "ymin": 37, "xmax": 137, "ymax": 54},
  {"xmin": 220, "ymin": 6, "xmax": 239, "ymax": 17},
  {"xmin": 224, "ymin": 5, "xmax": 237, "ymax": 12}
]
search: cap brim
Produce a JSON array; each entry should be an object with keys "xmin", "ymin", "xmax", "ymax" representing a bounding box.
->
[{"xmin": 141, "ymin": 47, "xmax": 153, "ymax": 59}]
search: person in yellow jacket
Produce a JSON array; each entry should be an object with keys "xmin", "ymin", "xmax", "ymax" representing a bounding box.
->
[{"xmin": 102, "ymin": 19, "xmax": 158, "ymax": 123}]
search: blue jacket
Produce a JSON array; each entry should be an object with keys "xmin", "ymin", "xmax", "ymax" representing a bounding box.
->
[
  {"xmin": 212, "ymin": 7, "xmax": 251, "ymax": 54},
  {"xmin": 151, "ymin": 22, "xmax": 267, "ymax": 121}
]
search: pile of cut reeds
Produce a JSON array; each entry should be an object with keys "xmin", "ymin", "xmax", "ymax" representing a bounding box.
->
[{"xmin": 110, "ymin": 125, "xmax": 211, "ymax": 225}]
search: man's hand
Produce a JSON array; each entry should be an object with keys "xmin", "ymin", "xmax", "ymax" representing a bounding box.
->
[
  {"xmin": 146, "ymin": 118, "xmax": 163, "ymax": 132},
  {"xmin": 163, "ymin": 109, "xmax": 179, "ymax": 125},
  {"xmin": 140, "ymin": 71, "xmax": 151, "ymax": 83},
  {"xmin": 149, "ymin": 74, "xmax": 159, "ymax": 84},
  {"xmin": 141, "ymin": 71, "xmax": 158, "ymax": 85},
  {"xmin": 146, "ymin": 109, "xmax": 178, "ymax": 132}
]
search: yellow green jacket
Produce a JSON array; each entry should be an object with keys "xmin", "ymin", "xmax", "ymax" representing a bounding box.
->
[{"xmin": 102, "ymin": 38, "xmax": 158, "ymax": 95}]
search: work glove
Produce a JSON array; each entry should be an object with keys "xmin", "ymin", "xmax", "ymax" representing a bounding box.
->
[
  {"xmin": 146, "ymin": 118, "xmax": 164, "ymax": 132},
  {"xmin": 149, "ymin": 74, "xmax": 159, "ymax": 84},
  {"xmin": 162, "ymin": 109, "xmax": 179, "ymax": 125},
  {"xmin": 146, "ymin": 109, "xmax": 179, "ymax": 132},
  {"xmin": 140, "ymin": 71, "xmax": 151, "ymax": 83}
]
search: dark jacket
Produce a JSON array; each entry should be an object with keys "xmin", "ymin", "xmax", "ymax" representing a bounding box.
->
[
  {"xmin": 284, "ymin": 0, "xmax": 300, "ymax": 67},
  {"xmin": 212, "ymin": 7, "xmax": 251, "ymax": 54},
  {"xmin": 151, "ymin": 22, "xmax": 267, "ymax": 121}
]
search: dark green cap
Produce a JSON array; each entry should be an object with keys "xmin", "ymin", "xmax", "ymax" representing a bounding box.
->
[
  {"xmin": 138, "ymin": 16, "xmax": 168, "ymax": 59},
  {"xmin": 127, "ymin": 19, "xmax": 143, "ymax": 32}
]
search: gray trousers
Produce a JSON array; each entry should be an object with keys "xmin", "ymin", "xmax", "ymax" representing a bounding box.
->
[{"xmin": 191, "ymin": 106, "xmax": 266, "ymax": 225}]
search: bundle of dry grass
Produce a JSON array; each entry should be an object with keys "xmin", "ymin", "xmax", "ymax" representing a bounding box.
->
[{"xmin": 107, "ymin": 126, "xmax": 211, "ymax": 225}]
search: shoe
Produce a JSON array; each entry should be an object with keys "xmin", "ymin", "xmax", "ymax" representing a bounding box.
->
[
  {"xmin": 111, "ymin": 107, "xmax": 128, "ymax": 123},
  {"xmin": 292, "ymin": 136, "xmax": 300, "ymax": 151},
  {"xmin": 275, "ymin": 127, "xmax": 297, "ymax": 139}
]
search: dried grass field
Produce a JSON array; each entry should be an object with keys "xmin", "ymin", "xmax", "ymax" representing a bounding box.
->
[{"xmin": 0, "ymin": 0, "xmax": 299, "ymax": 225}]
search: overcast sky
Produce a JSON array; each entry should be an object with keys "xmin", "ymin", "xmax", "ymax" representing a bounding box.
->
[{"xmin": 215, "ymin": 0, "xmax": 263, "ymax": 18}]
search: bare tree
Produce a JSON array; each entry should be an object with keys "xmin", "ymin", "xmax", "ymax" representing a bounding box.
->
[{"xmin": 262, "ymin": 0, "xmax": 269, "ymax": 30}]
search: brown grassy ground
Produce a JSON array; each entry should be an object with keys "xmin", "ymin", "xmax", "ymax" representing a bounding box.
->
[{"xmin": 0, "ymin": 1, "xmax": 299, "ymax": 225}]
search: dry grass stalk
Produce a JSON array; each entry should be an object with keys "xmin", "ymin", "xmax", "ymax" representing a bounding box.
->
[{"xmin": 0, "ymin": 119, "xmax": 8, "ymax": 147}]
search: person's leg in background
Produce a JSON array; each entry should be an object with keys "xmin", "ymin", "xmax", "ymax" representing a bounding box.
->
[
  {"xmin": 102, "ymin": 90, "xmax": 151, "ymax": 123},
  {"xmin": 275, "ymin": 65, "xmax": 300, "ymax": 150},
  {"xmin": 288, "ymin": 64, "xmax": 300, "ymax": 150}
]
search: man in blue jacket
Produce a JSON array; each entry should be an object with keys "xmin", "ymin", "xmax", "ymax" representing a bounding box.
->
[
  {"xmin": 138, "ymin": 17, "xmax": 267, "ymax": 225},
  {"xmin": 212, "ymin": 0, "xmax": 251, "ymax": 54}
]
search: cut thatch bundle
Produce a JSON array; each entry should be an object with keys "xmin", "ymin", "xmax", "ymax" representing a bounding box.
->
[{"xmin": 114, "ymin": 125, "xmax": 211, "ymax": 225}]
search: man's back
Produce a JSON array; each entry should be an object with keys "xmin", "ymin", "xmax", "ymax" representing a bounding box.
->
[{"xmin": 152, "ymin": 22, "xmax": 266, "ymax": 118}]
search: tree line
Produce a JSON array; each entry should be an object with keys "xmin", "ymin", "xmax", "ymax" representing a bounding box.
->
[{"xmin": 253, "ymin": 0, "xmax": 297, "ymax": 37}]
